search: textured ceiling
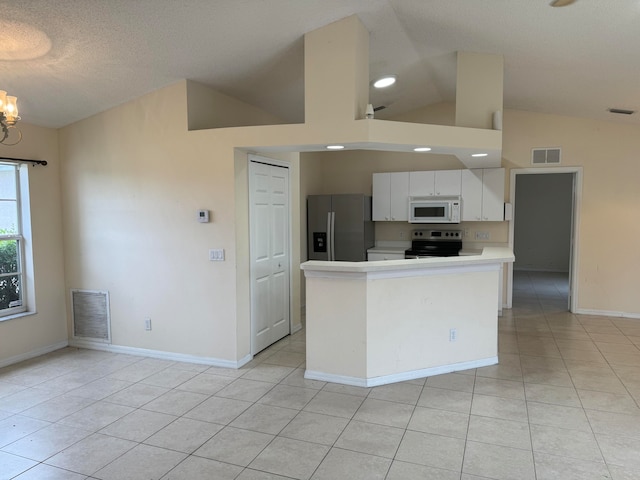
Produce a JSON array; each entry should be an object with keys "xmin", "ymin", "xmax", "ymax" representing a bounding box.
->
[{"xmin": 2, "ymin": 0, "xmax": 640, "ymax": 128}]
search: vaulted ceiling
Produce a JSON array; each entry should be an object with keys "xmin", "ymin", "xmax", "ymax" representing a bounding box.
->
[{"xmin": 2, "ymin": 0, "xmax": 640, "ymax": 129}]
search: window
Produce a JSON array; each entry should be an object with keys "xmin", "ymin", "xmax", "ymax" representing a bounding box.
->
[{"xmin": 0, "ymin": 163, "xmax": 26, "ymax": 317}]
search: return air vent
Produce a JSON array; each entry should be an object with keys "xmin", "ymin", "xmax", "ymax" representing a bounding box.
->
[
  {"xmin": 532, "ymin": 148, "xmax": 561, "ymax": 165},
  {"xmin": 71, "ymin": 289, "xmax": 111, "ymax": 343},
  {"xmin": 608, "ymin": 108, "xmax": 635, "ymax": 115}
]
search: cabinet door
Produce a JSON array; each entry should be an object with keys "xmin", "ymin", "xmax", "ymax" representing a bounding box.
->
[
  {"xmin": 461, "ymin": 169, "xmax": 483, "ymax": 221},
  {"xmin": 390, "ymin": 172, "xmax": 409, "ymax": 221},
  {"xmin": 481, "ymin": 168, "xmax": 505, "ymax": 221},
  {"xmin": 435, "ymin": 170, "xmax": 462, "ymax": 196},
  {"xmin": 372, "ymin": 173, "xmax": 391, "ymax": 221},
  {"xmin": 408, "ymin": 171, "xmax": 435, "ymax": 196}
]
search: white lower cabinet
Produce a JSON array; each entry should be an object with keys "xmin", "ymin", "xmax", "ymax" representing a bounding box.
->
[{"xmin": 461, "ymin": 168, "xmax": 505, "ymax": 221}]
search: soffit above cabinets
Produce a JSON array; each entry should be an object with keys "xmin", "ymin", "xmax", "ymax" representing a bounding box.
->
[{"xmin": 239, "ymin": 119, "xmax": 502, "ymax": 168}]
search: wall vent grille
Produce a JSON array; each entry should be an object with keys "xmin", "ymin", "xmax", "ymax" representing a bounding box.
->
[
  {"xmin": 71, "ymin": 289, "xmax": 111, "ymax": 343},
  {"xmin": 532, "ymin": 148, "xmax": 561, "ymax": 165}
]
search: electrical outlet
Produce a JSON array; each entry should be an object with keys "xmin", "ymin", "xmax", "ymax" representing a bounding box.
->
[
  {"xmin": 144, "ymin": 318, "xmax": 152, "ymax": 331},
  {"xmin": 449, "ymin": 328, "xmax": 457, "ymax": 342},
  {"xmin": 475, "ymin": 231, "xmax": 490, "ymax": 240},
  {"xmin": 399, "ymin": 231, "xmax": 405, "ymax": 239}
]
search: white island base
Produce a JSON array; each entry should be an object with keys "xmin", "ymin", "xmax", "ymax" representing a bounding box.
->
[{"xmin": 301, "ymin": 247, "xmax": 515, "ymax": 387}]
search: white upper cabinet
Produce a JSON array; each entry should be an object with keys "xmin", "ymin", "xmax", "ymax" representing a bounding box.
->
[
  {"xmin": 373, "ymin": 168, "xmax": 503, "ymax": 223},
  {"xmin": 372, "ymin": 172, "xmax": 409, "ymax": 221},
  {"xmin": 435, "ymin": 170, "xmax": 462, "ymax": 196},
  {"xmin": 409, "ymin": 170, "xmax": 461, "ymax": 197},
  {"xmin": 461, "ymin": 168, "xmax": 505, "ymax": 221},
  {"xmin": 460, "ymin": 169, "xmax": 483, "ymax": 221},
  {"xmin": 408, "ymin": 171, "xmax": 435, "ymax": 196}
]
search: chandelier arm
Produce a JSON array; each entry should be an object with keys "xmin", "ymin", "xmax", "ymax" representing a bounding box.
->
[
  {"xmin": 1, "ymin": 122, "xmax": 8, "ymax": 144},
  {"xmin": 1, "ymin": 128, "xmax": 22, "ymax": 146}
]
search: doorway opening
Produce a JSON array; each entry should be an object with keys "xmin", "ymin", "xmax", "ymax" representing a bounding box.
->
[{"xmin": 507, "ymin": 167, "xmax": 582, "ymax": 313}]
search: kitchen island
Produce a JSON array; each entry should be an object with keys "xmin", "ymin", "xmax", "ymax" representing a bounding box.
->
[{"xmin": 300, "ymin": 247, "xmax": 514, "ymax": 387}]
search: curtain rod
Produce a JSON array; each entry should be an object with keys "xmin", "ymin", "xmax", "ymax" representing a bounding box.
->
[{"xmin": 0, "ymin": 156, "xmax": 48, "ymax": 167}]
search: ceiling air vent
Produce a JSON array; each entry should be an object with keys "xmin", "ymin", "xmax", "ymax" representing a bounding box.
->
[
  {"xmin": 608, "ymin": 108, "xmax": 635, "ymax": 115},
  {"xmin": 532, "ymin": 148, "xmax": 561, "ymax": 165}
]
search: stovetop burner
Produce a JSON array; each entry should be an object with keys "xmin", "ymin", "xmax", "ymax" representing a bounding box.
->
[{"xmin": 405, "ymin": 229, "xmax": 463, "ymax": 258}]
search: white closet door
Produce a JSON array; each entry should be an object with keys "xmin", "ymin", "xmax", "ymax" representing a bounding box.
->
[{"xmin": 249, "ymin": 160, "xmax": 290, "ymax": 354}]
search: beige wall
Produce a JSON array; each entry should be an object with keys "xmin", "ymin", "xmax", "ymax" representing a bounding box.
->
[
  {"xmin": 58, "ymin": 80, "xmax": 305, "ymax": 364},
  {"xmin": 503, "ymin": 109, "xmax": 640, "ymax": 315},
  {"xmin": 187, "ymin": 80, "xmax": 283, "ymax": 130},
  {"xmin": 306, "ymin": 102, "xmax": 640, "ymax": 316},
  {"xmin": 0, "ymin": 122, "xmax": 67, "ymax": 365}
]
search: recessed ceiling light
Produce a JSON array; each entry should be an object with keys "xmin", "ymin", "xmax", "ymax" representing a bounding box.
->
[
  {"xmin": 471, "ymin": 153, "xmax": 488, "ymax": 157},
  {"xmin": 373, "ymin": 75, "xmax": 396, "ymax": 89},
  {"xmin": 413, "ymin": 147, "xmax": 432, "ymax": 152},
  {"xmin": 326, "ymin": 145, "xmax": 345, "ymax": 150}
]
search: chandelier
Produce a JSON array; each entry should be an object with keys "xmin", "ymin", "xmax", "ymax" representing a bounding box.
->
[{"xmin": 0, "ymin": 90, "xmax": 21, "ymax": 146}]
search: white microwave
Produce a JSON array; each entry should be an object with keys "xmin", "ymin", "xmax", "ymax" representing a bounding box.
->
[{"xmin": 409, "ymin": 196, "xmax": 461, "ymax": 223}]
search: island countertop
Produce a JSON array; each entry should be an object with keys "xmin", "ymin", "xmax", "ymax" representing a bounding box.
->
[{"xmin": 301, "ymin": 246, "xmax": 514, "ymax": 274}]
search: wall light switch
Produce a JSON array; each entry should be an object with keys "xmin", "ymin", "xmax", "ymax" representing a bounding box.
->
[{"xmin": 209, "ymin": 249, "xmax": 225, "ymax": 261}]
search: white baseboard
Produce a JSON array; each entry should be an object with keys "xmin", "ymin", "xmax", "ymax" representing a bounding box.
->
[
  {"xmin": 574, "ymin": 309, "xmax": 640, "ymax": 320},
  {"xmin": 0, "ymin": 340, "xmax": 69, "ymax": 369},
  {"xmin": 305, "ymin": 356, "xmax": 498, "ymax": 387},
  {"xmin": 513, "ymin": 267, "xmax": 569, "ymax": 273},
  {"xmin": 68, "ymin": 339, "xmax": 252, "ymax": 369},
  {"xmin": 291, "ymin": 323, "xmax": 303, "ymax": 334}
]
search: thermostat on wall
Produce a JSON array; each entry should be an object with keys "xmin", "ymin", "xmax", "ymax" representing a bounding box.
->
[{"xmin": 198, "ymin": 209, "xmax": 210, "ymax": 223}]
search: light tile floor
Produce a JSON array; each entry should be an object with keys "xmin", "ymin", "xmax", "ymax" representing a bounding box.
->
[{"xmin": 1, "ymin": 271, "xmax": 640, "ymax": 479}]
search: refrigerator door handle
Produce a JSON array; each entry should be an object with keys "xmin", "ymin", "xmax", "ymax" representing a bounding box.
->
[
  {"xmin": 326, "ymin": 211, "xmax": 332, "ymax": 261},
  {"xmin": 330, "ymin": 211, "xmax": 336, "ymax": 261}
]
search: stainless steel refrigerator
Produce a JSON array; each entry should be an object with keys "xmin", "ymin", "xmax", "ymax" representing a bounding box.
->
[{"xmin": 307, "ymin": 194, "xmax": 374, "ymax": 261}]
